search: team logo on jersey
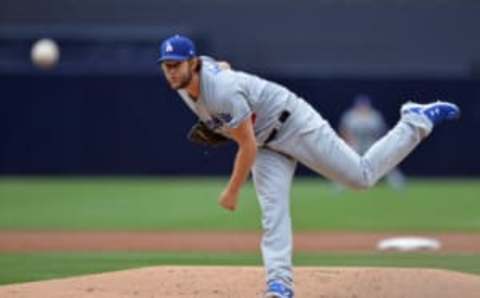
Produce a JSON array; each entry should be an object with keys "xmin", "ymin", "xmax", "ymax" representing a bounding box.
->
[
  {"xmin": 165, "ymin": 42, "xmax": 174, "ymax": 52},
  {"xmin": 217, "ymin": 113, "xmax": 233, "ymax": 124},
  {"xmin": 205, "ymin": 118, "xmax": 223, "ymax": 130},
  {"xmin": 205, "ymin": 113, "xmax": 233, "ymax": 130}
]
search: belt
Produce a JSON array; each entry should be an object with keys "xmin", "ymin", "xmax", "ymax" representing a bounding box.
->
[{"xmin": 264, "ymin": 110, "xmax": 291, "ymax": 145}]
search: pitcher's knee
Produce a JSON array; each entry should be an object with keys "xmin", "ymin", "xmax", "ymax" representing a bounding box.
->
[
  {"xmin": 346, "ymin": 159, "xmax": 376, "ymax": 190},
  {"xmin": 342, "ymin": 173, "xmax": 376, "ymax": 190}
]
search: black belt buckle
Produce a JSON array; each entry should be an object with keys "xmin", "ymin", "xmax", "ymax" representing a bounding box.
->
[{"xmin": 264, "ymin": 110, "xmax": 290, "ymax": 145}]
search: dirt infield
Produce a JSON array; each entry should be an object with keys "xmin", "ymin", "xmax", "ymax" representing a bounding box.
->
[
  {"xmin": 1, "ymin": 266, "xmax": 480, "ymax": 298},
  {"xmin": 1, "ymin": 231, "xmax": 480, "ymax": 252}
]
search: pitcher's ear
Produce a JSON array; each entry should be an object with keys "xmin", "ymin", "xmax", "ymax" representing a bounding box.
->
[{"xmin": 190, "ymin": 57, "xmax": 201, "ymax": 72}]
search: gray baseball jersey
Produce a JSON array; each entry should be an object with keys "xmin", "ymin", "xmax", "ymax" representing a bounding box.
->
[{"xmin": 178, "ymin": 56, "xmax": 299, "ymax": 143}]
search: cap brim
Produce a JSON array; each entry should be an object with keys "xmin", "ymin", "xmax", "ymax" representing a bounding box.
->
[{"xmin": 156, "ymin": 55, "xmax": 190, "ymax": 64}]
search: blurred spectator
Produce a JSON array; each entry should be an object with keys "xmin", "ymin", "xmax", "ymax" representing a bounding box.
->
[{"xmin": 338, "ymin": 94, "xmax": 406, "ymax": 190}]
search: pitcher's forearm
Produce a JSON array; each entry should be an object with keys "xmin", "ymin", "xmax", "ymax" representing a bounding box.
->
[{"xmin": 227, "ymin": 143, "xmax": 257, "ymax": 193}]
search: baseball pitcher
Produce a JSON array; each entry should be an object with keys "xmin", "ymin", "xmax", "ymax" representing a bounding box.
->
[{"xmin": 157, "ymin": 35, "xmax": 460, "ymax": 298}]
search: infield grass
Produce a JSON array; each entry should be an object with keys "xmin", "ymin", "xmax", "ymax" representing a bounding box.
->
[
  {"xmin": 0, "ymin": 177, "xmax": 478, "ymax": 231},
  {"xmin": 1, "ymin": 252, "xmax": 480, "ymax": 285},
  {"xmin": 0, "ymin": 177, "xmax": 479, "ymax": 286}
]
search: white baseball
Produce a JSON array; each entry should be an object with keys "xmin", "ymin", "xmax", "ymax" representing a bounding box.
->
[{"xmin": 31, "ymin": 38, "xmax": 60, "ymax": 70}]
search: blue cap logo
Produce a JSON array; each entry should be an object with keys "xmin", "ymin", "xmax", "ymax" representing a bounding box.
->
[{"xmin": 157, "ymin": 35, "xmax": 196, "ymax": 63}]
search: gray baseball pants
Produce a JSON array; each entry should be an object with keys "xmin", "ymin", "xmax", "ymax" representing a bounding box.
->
[{"xmin": 251, "ymin": 98, "xmax": 430, "ymax": 284}]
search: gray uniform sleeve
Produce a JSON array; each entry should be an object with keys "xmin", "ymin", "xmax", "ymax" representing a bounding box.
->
[{"xmin": 210, "ymin": 77, "xmax": 252, "ymax": 129}]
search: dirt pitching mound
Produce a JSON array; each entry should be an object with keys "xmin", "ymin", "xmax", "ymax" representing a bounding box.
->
[{"xmin": 1, "ymin": 266, "xmax": 479, "ymax": 298}]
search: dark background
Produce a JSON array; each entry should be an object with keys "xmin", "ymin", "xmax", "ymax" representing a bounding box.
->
[{"xmin": 1, "ymin": 0, "xmax": 479, "ymax": 176}]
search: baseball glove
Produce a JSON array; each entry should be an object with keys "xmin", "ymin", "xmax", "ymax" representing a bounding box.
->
[{"xmin": 187, "ymin": 121, "xmax": 230, "ymax": 147}]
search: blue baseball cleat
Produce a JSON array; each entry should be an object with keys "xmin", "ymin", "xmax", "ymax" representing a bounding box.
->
[
  {"xmin": 264, "ymin": 280, "xmax": 294, "ymax": 298},
  {"xmin": 401, "ymin": 101, "xmax": 460, "ymax": 125}
]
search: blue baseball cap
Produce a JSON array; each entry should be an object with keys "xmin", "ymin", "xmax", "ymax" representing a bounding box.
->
[{"xmin": 157, "ymin": 35, "xmax": 196, "ymax": 63}]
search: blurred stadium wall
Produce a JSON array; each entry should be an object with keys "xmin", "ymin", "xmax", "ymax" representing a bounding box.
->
[{"xmin": 0, "ymin": 0, "xmax": 479, "ymax": 176}]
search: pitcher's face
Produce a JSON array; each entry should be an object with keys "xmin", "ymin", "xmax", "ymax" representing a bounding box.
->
[{"xmin": 161, "ymin": 59, "xmax": 195, "ymax": 90}]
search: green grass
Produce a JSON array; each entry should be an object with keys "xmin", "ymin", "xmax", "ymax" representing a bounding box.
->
[
  {"xmin": 0, "ymin": 252, "xmax": 479, "ymax": 285},
  {"xmin": 0, "ymin": 177, "xmax": 479, "ymax": 286},
  {"xmin": 0, "ymin": 177, "xmax": 479, "ymax": 231}
]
